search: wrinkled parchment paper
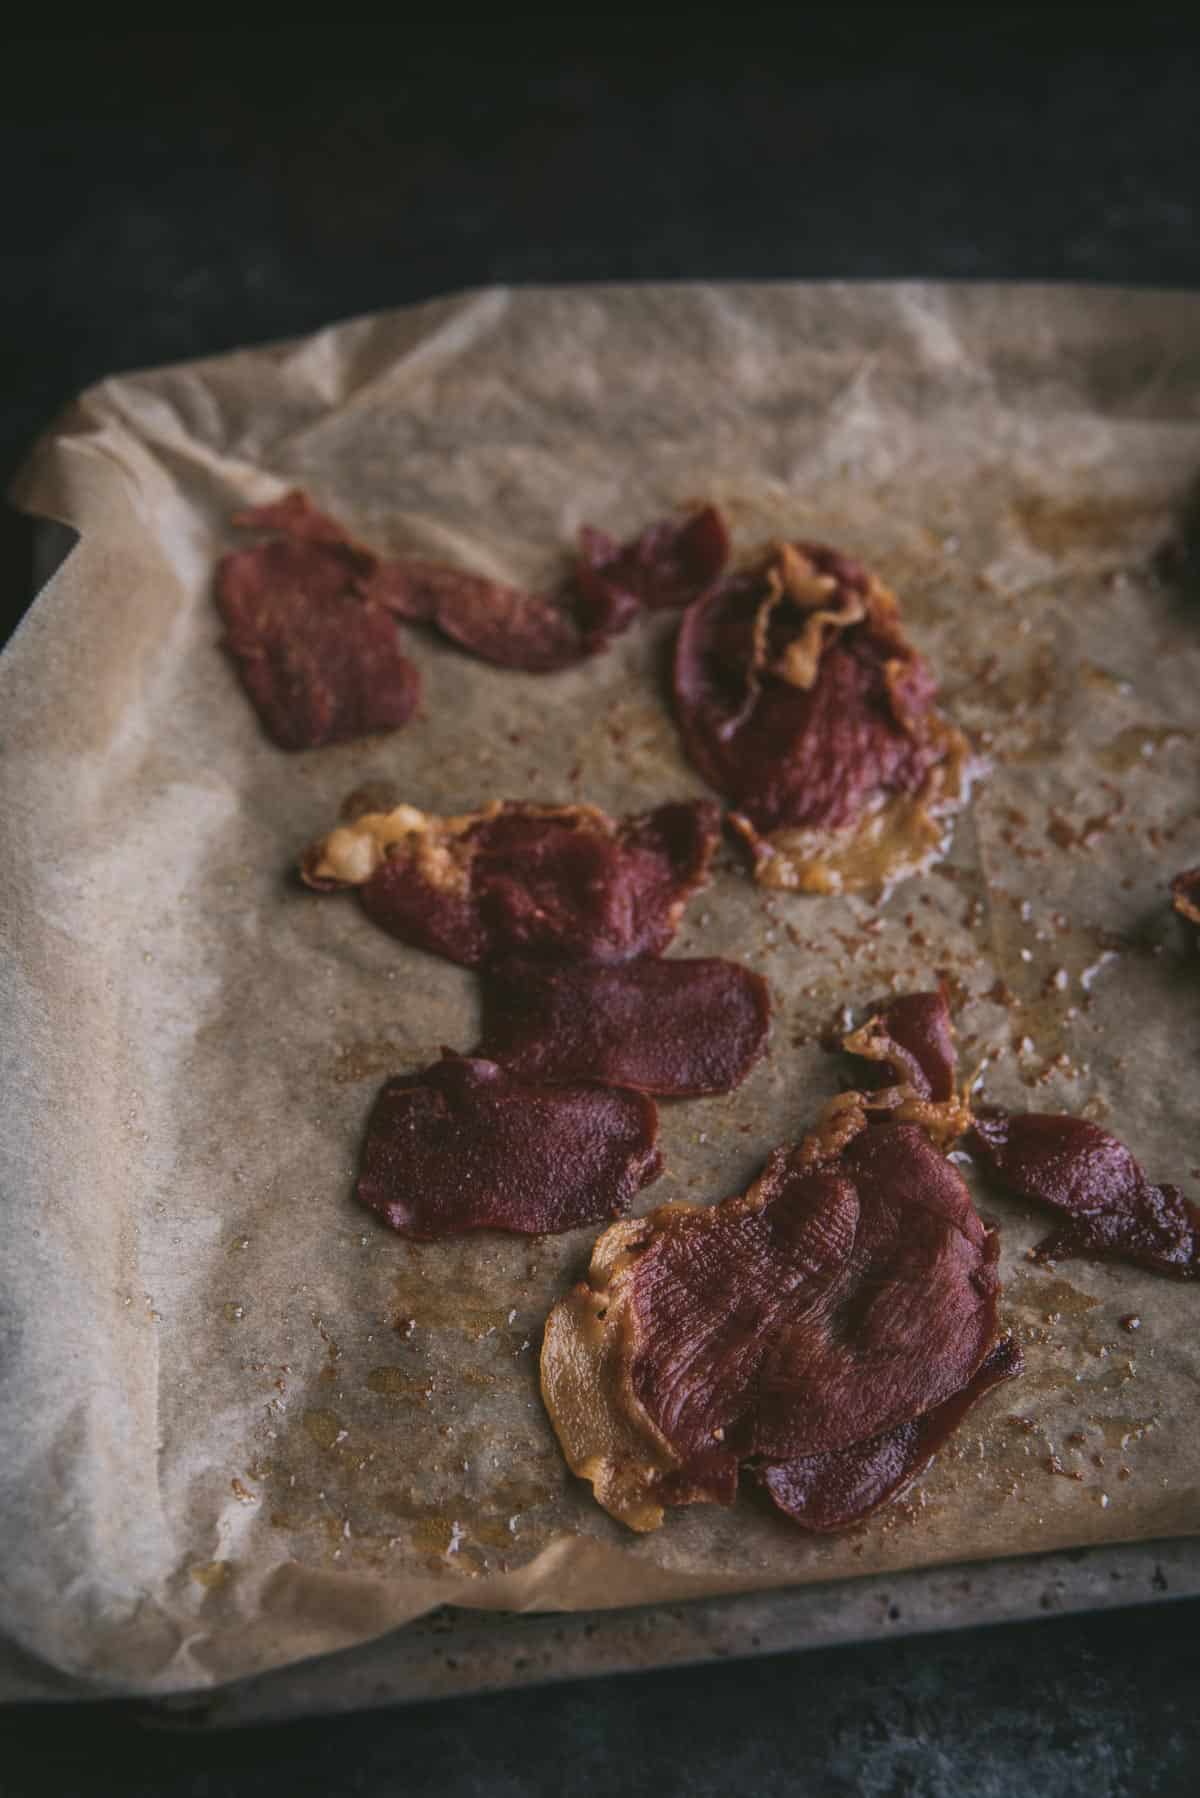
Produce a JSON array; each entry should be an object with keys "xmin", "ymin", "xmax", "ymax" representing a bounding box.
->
[{"xmin": 3, "ymin": 284, "xmax": 1200, "ymax": 1701}]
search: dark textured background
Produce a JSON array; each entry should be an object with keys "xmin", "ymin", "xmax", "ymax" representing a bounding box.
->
[{"xmin": 3, "ymin": 12, "xmax": 1199, "ymax": 1795}]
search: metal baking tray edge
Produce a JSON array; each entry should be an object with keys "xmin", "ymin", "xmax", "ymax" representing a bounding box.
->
[{"xmin": 141, "ymin": 1535, "xmax": 1200, "ymax": 1728}]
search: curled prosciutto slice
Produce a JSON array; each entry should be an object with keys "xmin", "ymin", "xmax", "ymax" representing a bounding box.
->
[
  {"xmin": 301, "ymin": 796, "xmax": 720, "ymax": 968},
  {"xmin": 969, "ymin": 1109, "xmax": 1200, "ymax": 1278},
  {"xmin": 382, "ymin": 506, "xmax": 727, "ymax": 671},
  {"xmin": 215, "ymin": 493, "xmax": 420, "ymax": 750},
  {"xmin": 357, "ymin": 1052, "xmax": 661, "ymax": 1239},
  {"xmin": 379, "ymin": 556, "xmax": 639, "ymax": 672},
  {"xmin": 541, "ymin": 1116, "xmax": 1001, "ymax": 1532},
  {"xmin": 845, "ymin": 990, "xmax": 957, "ymax": 1101},
  {"xmin": 575, "ymin": 505, "xmax": 730, "ymax": 615},
  {"xmin": 757, "ymin": 1334, "xmax": 1022, "ymax": 1532},
  {"xmin": 673, "ymin": 541, "xmax": 972, "ymax": 893},
  {"xmin": 478, "ymin": 955, "xmax": 770, "ymax": 1097},
  {"xmin": 840, "ymin": 988, "xmax": 972, "ymax": 1149}
]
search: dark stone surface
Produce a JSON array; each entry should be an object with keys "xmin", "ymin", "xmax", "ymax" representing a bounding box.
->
[
  {"xmin": 2, "ymin": 12, "xmax": 1198, "ymax": 1794},
  {"xmin": 5, "ymin": 1599, "xmax": 1200, "ymax": 1797},
  {"xmin": 4, "ymin": 9, "xmax": 1200, "ymax": 643}
]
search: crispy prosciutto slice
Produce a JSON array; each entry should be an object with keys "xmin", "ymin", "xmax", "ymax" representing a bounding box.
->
[
  {"xmin": 757, "ymin": 1334, "xmax": 1022, "ymax": 1532},
  {"xmin": 478, "ymin": 955, "xmax": 770, "ymax": 1096},
  {"xmin": 357, "ymin": 1052, "xmax": 661, "ymax": 1239},
  {"xmin": 673, "ymin": 541, "xmax": 971, "ymax": 893},
  {"xmin": 222, "ymin": 489, "xmax": 728, "ymax": 683},
  {"xmin": 379, "ymin": 556, "xmax": 639, "ymax": 672},
  {"xmin": 541, "ymin": 1115, "xmax": 1002, "ymax": 1533},
  {"xmin": 575, "ymin": 506, "xmax": 730, "ymax": 615},
  {"xmin": 386, "ymin": 505, "xmax": 728, "ymax": 669},
  {"xmin": 301, "ymin": 797, "xmax": 720, "ymax": 969},
  {"xmin": 215, "ymin": 492, "xmax": 420, "ymax": 749},
  {"xmin": 845, "ymin": 990, "xmax": 958, "ymax": 1101},
  {"xmin": 839, "ymin": 988, "xmax": 972, "ymax": 1149},
  {"xmin": 969, "ymin": 1109, "xmax": 1200, "ymax": 1278}
]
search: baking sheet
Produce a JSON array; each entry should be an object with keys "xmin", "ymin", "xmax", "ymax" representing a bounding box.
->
[
  {"xmin": 2, "ymin": 282, "xmax": 1199, "ymax": 1701},
  {"xmin": 145, "ymin": 1536, "xmax": 1200, "ymax": 1726}
]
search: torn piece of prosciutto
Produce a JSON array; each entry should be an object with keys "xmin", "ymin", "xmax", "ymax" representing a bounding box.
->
[
  {"xmin": 969, "ymin": 1109, "xmax": 1200, "ymax": 1278},
  {"xmin": 223, "ymin": 488, "xmax": 727, "ymax": 679},
  {"xmin": 356, "ymin": 1052, "xmax": 661, "ymax": 1239},
  {"xmin": 541, "ymin": 1114, "xmax": 1002, "ymax": 1533},
  {"xmin": 757, "ymin": 1334, "xmax": 1022, "ymax": 1532},
  {"xmin": 387, "ymin": 504, "xmax": 728, "ymax": 669},
  {"xmin": 673, "ymin": 541, "xmax": 972, "ymax": 894},
  {"xmin": 301, "ymin": 797, "xmax": 721, "ymax": 968},
  {"xmin": 575, "ymin": 505, "xmax": 730, "ymax": 615},
  {"xmin": 839, "ymin": 988, "xmax": 973, "ymax": 1149},
  {"xmin": 215, "ymin": 492, "xmax": 420, "ymax": 749},
  {"xmin": 382, "ymin": 505, "xmax": 728, "ymax": 671},
  {"xmin": 379, "ymin": 555, "xmax": 638, "ymax": 672},
  {"xmin": 478, "ymin": 955, "xmax": 770, "ymax": 1096}
]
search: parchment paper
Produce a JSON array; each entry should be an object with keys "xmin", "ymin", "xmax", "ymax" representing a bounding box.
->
[{"xmin": 3, "ymin": 283, "xmax": 1200, "ymax": 1701}]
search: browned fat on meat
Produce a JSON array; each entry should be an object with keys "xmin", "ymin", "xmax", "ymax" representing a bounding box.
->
[
  {"xmin": 673, "ymin": 541, "xmax": 971, "ymax": 893},
  {"xmin": 838, "ymin": 988, "xmax": 973, "ymax": 1150},
  {"xmin": 357, "ymin": 1052, "xmax": 661, "ymax": 1239},
  {"xmin": 970, "ymin": 1109, "xmax": 1200, "ymax": 1278},
  {"xmin": 541, "ymin": 1117, "xmax": 1002, "ymax": 1532},
  {"xmin": 215, "ymin": 492, "xmax": 420, "ymax": 749},
  {"xmin": 478, "ymin": 955, "xmax": 770, "ymax": 1096},
  {"xmin": 221, "ymin": 489, "xmax": 729, "ymax": 692},
  {"xmin": 301, "ymin": 797, "xmax": 721, "ymax": 969},
  {"xmin": 844, "ymin": 990, "xmax": 958, "ymax": 1102}
]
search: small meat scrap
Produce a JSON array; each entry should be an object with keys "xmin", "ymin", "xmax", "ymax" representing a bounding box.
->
[
  {"xmin": 383, "ymin": 505, "xmax": 728, "ymax": 672},
  {"xmin": 380, "ymin": 556, "xmax": 634, "ymax": 673},
  {"xmin": 357, "ymin": 1052, "xmax": 661, "ymax": 1239},
  {"xmin": 757, "ymin": 1334, "xmax": 1023, "ymax": 1532},
  {"xmin": 541, "ymin": 1113, "xmax": 1003, "ymax": 1533},
  {"xmin": 840, "ymin": 988, "xmax": 972, "ymax": 1149},
  {"xmin": 576, "ymin": 505, "xmax": 730, "ymax": 615},
  {"xmin": 969, "ymin": 1110, "xmax": 1200, "ymax": 1279},
  {"xmin": 673, "ymin": 541, "xmax": 972, "ymax": 893},
  {"xmin": 301, "ymin": 797, "xmax": 720, "ymax": 968},
  {"xmin": 479, "ymin": 955, "xmax": 770, "ymax": 1096},
  {"xmin": 215, "ymin": 492, "xmax": 421, "ymax": 750},
  {"xmin": 1171, "ymin": 867, "xmax": 1200, "ymax": 939}
]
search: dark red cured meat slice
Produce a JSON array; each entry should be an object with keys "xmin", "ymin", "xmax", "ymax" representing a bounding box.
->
[
  {"xmin": 216, "ymin": 496, "xmax": 421, "ymax": 750},
  {"xmin": 357, "ymin": 1053, "xmax": 661, "ymax": 1239},
  {"xmin": 845, "ymin": 990, "xmax": 958, "ymax": 1102},
  {"xmin": 673, "ymin": 544, "xmax": 934, "ymax": 831},
  {"xmin": 969, "ymin": 1109, "xmax": 1200, "ymax": 1279},
  {"xmin": 672, "ymin": 542, "xmax": 969, "ymax": 892},
  {"xmin": 576, "ymin": 506, "xmax": 730, "ymax": 615},
  {"xmin": 625, "ymin": 1120, "xmax": 1000, "ymax": 1493},
  {"xmin": 376, "ymin": 505, "xmax": 726, "ymax": 672},
  {"xmin": 757, "ymin": 1334, "xmax": 1023, "ymax": 1532},
  {"xmin": 377, "ymin": 558, "xmax": 638, "ymax": 673},
  {"xmin": 225, "ymin": 491, "xmax": 728, "ymax": 676},
  {"xmin": 302, "ymin": 797, "xmax": 721, "ymax": 969},
  {"xmin": 478, "ymin": 955, "xmax": 770, "ymax": 1096},
  {"xmin": 1171, "ymin": 867, "xmax": 1200, "ymax": 940}
]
